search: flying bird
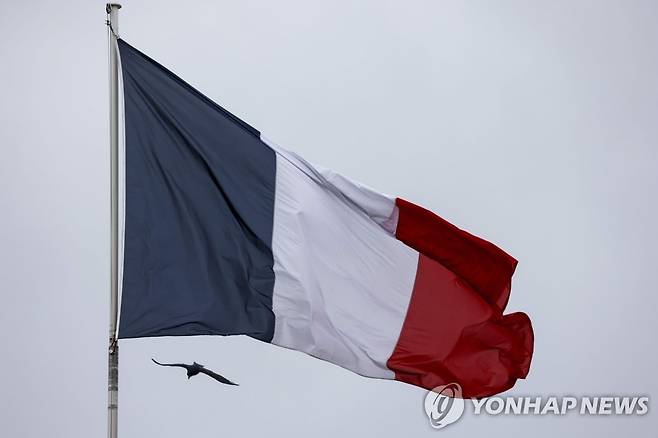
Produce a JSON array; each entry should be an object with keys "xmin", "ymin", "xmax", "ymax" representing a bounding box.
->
[{"xmin": 152, "ymin": 359, "xmax": 238, "ymax": 385}]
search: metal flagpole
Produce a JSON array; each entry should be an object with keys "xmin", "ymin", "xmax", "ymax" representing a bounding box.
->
[{"xmin": 106, "ymin": 3, "xmax": 121, "ymax": 438}]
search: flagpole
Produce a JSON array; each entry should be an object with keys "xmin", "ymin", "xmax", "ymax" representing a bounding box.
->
[{"xmin": 106, "ymin": 3, "xmax": 121, "ymax": 438}]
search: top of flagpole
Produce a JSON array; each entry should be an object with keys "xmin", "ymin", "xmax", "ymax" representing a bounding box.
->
[
  {"xmin": 106, "ymin": 3, "xmax": 122, "ymax": 13},
  {"xmin": 106, "ymin": 3, "xmax": 122, "ymax": 37}
]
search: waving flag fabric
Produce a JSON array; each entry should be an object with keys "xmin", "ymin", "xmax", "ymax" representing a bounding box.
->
[{"xmin": 117, "ymin": 39, "xmax": 533, "ymax": 398}]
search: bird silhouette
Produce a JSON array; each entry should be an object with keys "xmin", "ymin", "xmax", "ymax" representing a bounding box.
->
[{"xmin": 152, "ymin": 358, "xmax": 238, "ymax": 385}]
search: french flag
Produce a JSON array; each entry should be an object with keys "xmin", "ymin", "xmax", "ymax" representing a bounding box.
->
[{"xmin": 117, "ymin": 40, "xmax": 533, "ymax": 398}]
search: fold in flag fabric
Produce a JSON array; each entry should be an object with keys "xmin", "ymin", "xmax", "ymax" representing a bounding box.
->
[{"xmin": 117, "ymin": 39, "xmax": 534, "ymax": 398}]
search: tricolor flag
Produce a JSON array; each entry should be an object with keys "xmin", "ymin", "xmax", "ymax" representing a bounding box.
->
[{"xmin": 117, "ymin": 39, "xmax": 533, "ymax": 398}]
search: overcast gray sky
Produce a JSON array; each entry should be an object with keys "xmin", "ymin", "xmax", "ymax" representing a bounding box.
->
[{"xmin": 1, "ymin": 1, "xmax": 657, "ymax": 437}]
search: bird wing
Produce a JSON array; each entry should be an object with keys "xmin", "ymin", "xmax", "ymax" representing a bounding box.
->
[
  {"xmin": 198, "ymin": 367, "xmax": 239, "ymax": 386},
  {"xmin": 151, "ymin": 358, "xmax": 190, "ymax": 369}
]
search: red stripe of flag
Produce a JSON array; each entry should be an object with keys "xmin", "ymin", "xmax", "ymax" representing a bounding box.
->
[{"xmin": 387, "ymin": 198, "xmax": 534, "ymax": 398}]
